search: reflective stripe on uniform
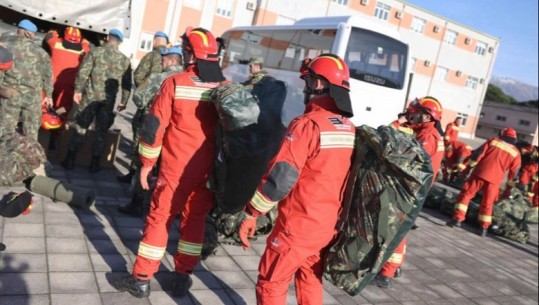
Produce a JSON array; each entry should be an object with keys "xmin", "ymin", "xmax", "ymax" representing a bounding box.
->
[
  {"xmin": 469, "ymin": 160, "xmax": 477, "ymax": 167},
  {"xmin": 139, "ymin": 143, "xmax": 162, "ymax": 159},
  {"xmin": 174, "ymin": 86, "xmax": 212, "ymax": 101},
  {"xmin": 457, "ymin": 163, "xmax": 466, "ymax": 170},
  {"xmin": 437, "ymin": 140, "xmax": 445, "ymax": 152},
  {"xmin": 398, "ymin": 126, "xmax": 414, "ymax": 135},
  {"xmin": 491, "ymin": 140, "xmax": 518, "ymax": 157},
  {"xmin": 388, "ymin": 252, "xmax": 403, "ymax": 264},
  {"xmin": 451, "ymin": 126, "xmax": 459, "ymax": 130},
  {"xmin": 456, "ymin": 203, "xmax": 468, "ymax": 213},
  {"xmin": 319, "ymin": 132, "xmax": 355, "ymax": 149},
  {"xmin": 478, "ymin": 214, "xmax": 492, "ymax": 223},
  {"xmin": 177, "ymin": 240, "xmax": 202, "ymax": 256},
  {"xmin": 138, "ymin": 242, "xmax": 166, "ymax": 260},
  {"xmin": 250, "ymin": 190, "xmax": 277, "ymax": 213}
]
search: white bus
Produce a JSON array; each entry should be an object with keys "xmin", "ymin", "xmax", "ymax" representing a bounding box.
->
[{"xmin": 219, "ymin": 15, "xmax": 411, "ymax": 127}]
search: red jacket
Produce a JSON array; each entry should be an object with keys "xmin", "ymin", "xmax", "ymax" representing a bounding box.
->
[
  {"xmin": 413, "ymin": 122, "xmax": 444, "ymax": 179},
  {"xmin": 444, "ymin": 121, "xmax": 460, "ymax": 143},
  {"xmin": 445, "ymin": 141, "xmax": 472, "ymax": 170},
  {"xmin": 46, "ymin": 31, "xmax": 90, "ymax": 83},
  {"xmin": 247, "ymin": 96, "xmax": 355, "ymax": 240},
  {"xmin": 138, "ymin": 66, "xmax": 220, "ymax": 179},
  {"xmin": 469, "ymin": 137, "xmax": 521, "ymax": 185}
]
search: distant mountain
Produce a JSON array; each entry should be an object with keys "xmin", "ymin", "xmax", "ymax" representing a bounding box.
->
[{"xmin": 489, "ymin": 76, "xmax": 538, "ymax": 102}]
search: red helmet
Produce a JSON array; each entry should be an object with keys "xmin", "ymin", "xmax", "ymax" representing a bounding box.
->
[
  {"xmin": 41, "ymin": 110, "xmax": 63, "ymax": 130},
  {"xmin": 409, "ymin": 96, "xmax": 442, "ymax": 121},
  {"xmin": 501, "ymin": 127, "xmax": 517, "ymax": 139},
  {"xmin": 181, "ymin": 27, "xmax": 219, "ymax": 62},
  {"xmin": 64, "ymin": 26, "xmax": 82, "ymax": 43},
  {"xmin": 300, "ymin": 53, "xmax": 350, "ymax": 90}
]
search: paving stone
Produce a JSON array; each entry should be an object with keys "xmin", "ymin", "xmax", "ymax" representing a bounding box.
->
[
  {"xmin": 46, "ymin": 224, "xmax": 85, "ymax": 238},
  {"xmin": 86, "ymin": 238, "xmax": 128, "ymax": 254},
  {"xmin": 48, "ymin": 254, "xmax": 93, "ymax": 272},
  {"xmin": 90, "ymin": 253, "xmax": 132, "ymax": 272},
  {"xmin": 4, "ymin": 211, "xmax": 44, "ymax": 224},
  {"xmin": 358, "ymin": 285, "xmax": 396, "ymax": 303},
  {"xmin": 0, "ymin": 272, "xmax": 49, "ymax": 294},
  {"xmin": 484, "ymin": 280, "xmax": 521, "ymax": 296},
  {"xmin": 230, "ymin": 255, "xmax": 261, "ymax": 271},
  {"xmin": 0, "ymin": 294, "xmax": 50, "ymax": 305},
  {"xmin": 188, "ymin": 288, "xmax": 236, "ymax": 305},
  {"xmin": 225, "ymin": 288, "xmax": 257, "ymax": 305},
  {"xmin": 426, "ymin": 283, "xmax": 465, "ymax": 299},
  {"xmin": 44, "ymin": 212, "xmax": 81, "ymax": 225},
  {"xmin": 148, "ymin": 290, "xmax": 194, "ymax": 305},
  {"xmin": 0, "ymin": 253, "xmax": 48, "ymax": 272},
  {"xmin": 212, "ymin": 270, "xmax": 256, "ymax": 289},
  {"xmin": 4, "ymin": 223, "xmax": 45, "ymax": 238},
  {"xmin": 51, "ymin": 293, "xmax": 102, "ymax": 305},
  {"xmin": 49, "ymin": 272, "xmax": 98, "ymax": 294},
  {"xmin": 100, "ymin": 291, "xmax": 151, "ymax": 304},
  {"xmin": 204, "ymin": 255, "xmax": 241, "ymax": 271},
  {"xmin": 0, "ymin": 237, "xmax": 46, "ymax": 253}
]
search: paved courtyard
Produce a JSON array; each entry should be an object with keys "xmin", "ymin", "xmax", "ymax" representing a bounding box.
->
[{"xmin": 0, "ymin": 101, "xmax": 537, "ymax": 305}]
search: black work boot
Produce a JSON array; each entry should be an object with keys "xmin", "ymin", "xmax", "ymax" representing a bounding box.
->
[
  {"xmin": 394, "ymin": 267, "xmax": 402, "ymax": 278},
  {"xmin": 89, "ymin": 156, "xmax": 101, "ymax": 173},
  {"xmin": 112, "ymin": 274, "xmax": 150, "ymax": 298},
  {"xmin": 61, "ymin": 149, "xmax": 77, "ymax": 170},
  {"xmin": 117, "ymin": 169, "xmax": 135, "ymax": 184},
  {"xmin": 374, "ymin": 274, "xmax": 392, "ymax": 289},
  {"xmin": 171, "ymin": 272, "xmax": 193, "ymax": 297},
  {"xmin": 446, "ymin": 219, "xmax": 461, "ymax": 228},
  {"xmin": 118, "ymin": 193, "xmax": 144, "ymax": 217}
]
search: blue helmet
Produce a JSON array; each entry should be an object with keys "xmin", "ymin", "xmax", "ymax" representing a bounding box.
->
[
  {"xmin": 18, "ymin": 19, "xmax": 38, "ymax": 33},
  {"xmin": 154, "ymin": 31, "xmax": 169, "ymax": 42},
  {"xmin": 161, "ymin": 45, "xmax": 183, "ymax": 56},
  {"xmin": 108, "ymin": 29, "xmax": 124, "ymax": 42}
]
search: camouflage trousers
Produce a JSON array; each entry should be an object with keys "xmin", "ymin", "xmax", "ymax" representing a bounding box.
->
[
  {"xmin": 0, "ymin": 92, "xmax": 41, "ymax": 140},
  {"xmin": 68, "ymin": 100, "xmax": 115, "ymax": 157}
]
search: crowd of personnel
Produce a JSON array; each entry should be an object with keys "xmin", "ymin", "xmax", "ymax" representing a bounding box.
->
[{"xmin": 0, "ymin": 18, "xmax": 538, "ymax": 304}]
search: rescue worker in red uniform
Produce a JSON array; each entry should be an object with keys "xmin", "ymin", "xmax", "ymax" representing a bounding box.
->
[
  {"xmin": 375, "ymin": 96, "xmax": 445, "ymax": 289},
  {"xmin": 530, "ymin": 177, "xmax": 538, "ymax": 216},
  {"xmin": 45, "ymin": 27, "xmax": 90, "ymax": 120},
  {"xmin": 447, "ymin": 127, "xmax": 521, "ymax": 237},
  {"xmin": 444, "ymin": 117, "xmax": 462, "ymax": 146},
  {"xmin": 517, "ymin": 145, "xmax": 538, "ymax": 194},
  {"xmin": 442, "ymin": 140, "xmax": 473, "ymax": 183},
  {"xmin": 112, "ymin": 27, "xmax": 226, "ymax": 298},
  {"xmin": 238, "ymin": 54, "xmax": 355, "ymax": 305}
]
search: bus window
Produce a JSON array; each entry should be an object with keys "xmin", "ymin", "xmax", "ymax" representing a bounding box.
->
[{"xmin": 345, "ymin": 27, "xmax": 408, "ymax": 89}]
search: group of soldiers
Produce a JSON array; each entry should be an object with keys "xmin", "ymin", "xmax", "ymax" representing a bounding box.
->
[{"xmin": 1, "ymin": 18, "xmax": 538, "ymax": 304}]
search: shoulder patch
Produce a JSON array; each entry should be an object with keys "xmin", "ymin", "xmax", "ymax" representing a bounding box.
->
[{"xmin": 328, "ymin": 117, "xmax": 343, "ymax": 125}]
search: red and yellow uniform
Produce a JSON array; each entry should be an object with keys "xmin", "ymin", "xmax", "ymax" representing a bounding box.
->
[
  {"xmin": 453, "ymin": 137, "xmax": 521, "ymax": 229},
  {"xmin": 247, "ymin": 96, "xmax": 355, "ymax": 305},
  {"xmin": 444, "ymin": 120, "xmax": 460, "ymax": 145},
  {"xmin": 443, "ymin": 141, "xmax": 472, "ymax": 182},
  {"xmin": 45, "ymin": 30, "xmax": 90, "ymax": 117},
  {"xmin": 132, "ymin": 65, "xmax": 220, "ymax": 280}
]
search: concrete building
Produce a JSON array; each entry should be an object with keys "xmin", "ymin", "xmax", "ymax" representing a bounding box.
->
[
  {"xmin": 476, "ymin": 101, "xmax": 539, "ymax": 145},
  {"xmin": 129, "ymin": 0, "xmax": 499, "ymax": 137}
]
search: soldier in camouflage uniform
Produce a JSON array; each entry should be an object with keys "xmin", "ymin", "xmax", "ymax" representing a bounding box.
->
[
  {"xmin": 118, "ymin": 45, "xmax": 184, "ymax": 217},
  {"xmin": 242, "ymin": 56, "xmax": 269, "ymax": 85},
  {"xmin": 0, "ymin": 19, "xmax": 53, "ymax": 140},
  {"xmin": 61, "ymin": 29, "xmax": 132, "ymax": 173},
  {"xmin": 118, "ymin": 31, "xmax": 169, "ymax": 183}
]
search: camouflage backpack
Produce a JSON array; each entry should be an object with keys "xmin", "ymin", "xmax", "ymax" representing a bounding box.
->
[
  {"xmin": 490, "ymin": 188, "xmax": 532, "ymax": 243},
  {"xmin": 324, "ymin": 125, "xmax": 434, "ymax": 296},
  {"xmin": 0, "ymin": 133, "xmax": 46, "ymax": 186}
]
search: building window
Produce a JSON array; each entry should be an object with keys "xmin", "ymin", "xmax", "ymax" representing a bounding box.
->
[
  {"xmin": 457, "ymin": 113, "xmax": 468, "ymax": 126},
  {"xmin": 519, "ymin": 119, "xmax": 530, "ymax": 126},
  {"xmin": 466, "ymin": 76, "xmax": 478, "ymax": 89},
  {"xmin": 139, "ymin": 32, "xmax": 153, "ymax": 52},
  {"xmin": 183, "ymin": 0, "xmax": 202, "ymax": 9},
  {"xmin": 496, "ymin": 115, "xmax": 506, "ymax": 122},
  {"xmin": 374, "ymin": 3, "xmax": 391, "ymax": 21},
  {"xmin": 332, "ymin": 0, "xmax": 348, "ymax": 5},
  {"xmin": 444, "ymin": 30, "xmax": 458, "ymax": 45},
  {"xmin": 411, "ymin": 17, "xmax": 426, "ymax": 33},
  {"xmin": 475, "ymin": 41, "xmax": 487, "ymax": 55},
  {"xmin": 434, "ymin": 66, "xmax": 448, "ymax": 81},
  {"xmin": 216, "ymin": 0, "xmax": 233, "ymax": 17}
]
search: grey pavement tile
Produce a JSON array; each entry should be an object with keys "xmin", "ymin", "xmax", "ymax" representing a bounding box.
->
[
  {"xmin": 250, "ymin": 242, "xmax": 267, "ymax": 256},
  {"xmin": 323, "ymin": 280, "xmax": 347, "ymax": 297},
  {"xmin": 148, "ymin": 290, "xmax": 194, "ymax": 305},
  {"xmin": 221, "ymin": 243, "xmax": 258, "ymax": 256},
  {"xmin": 334, "ymin": 294, "xmax": 371, "ymax": 305},
  {"xmin": 244, "ymin": 270, "xmax": 259, "ymax": 283},
  {"xmin": 70, "ymin": 178, "xmax": 98, "ymax": 188},
  {"xmin": 446, "ymin": 282, "xmax": 488, "ymax": 298},
  {"xmin": 100, "ymin": 292, "xmax": 151, "ymax": 304},
  {"xmin": 86, "ymin": 238, "xmax": 129, "ymax": 255},
  {"xmin": 484, "ymin": 281, "xmax": 521, "ymax": 296},
  {"xmin": 321, "ymin": 291, "xmax": 341, "ymax": 305},
  {"xmin": 493, "ymin": 295, "xmax": 538, "ymax": 305},
  {"xmin": 46, "ymin": 224, "xmax": 85, "ymax": 238},
  {"xmin": 49, "ymin": 272, "xmax": 98, "ymax": 293},
  {"xmin": 230, "ymin": 255, "xmax": 261, "ymax": 271},
  {"xmin": 51, "ymin": 293, "xmax": 102, "ymax": 305},
  {"xmin": 469, "ymin": 297, "xmax": 500, "ymax": 305},
  {"xmin": 117, "ymin": 226, "xmax": 144, "ymax": 241},
  {"xmin": 44, "ymin": 212, "xmax": 81, "ymax": 225},
  {"xmin": 0, "ymin": 272, "xmax": 49, "ymax": 294},
  {"xmin": 4, "ymin": 211, "xmax": 44, "ymax": 224},
  {"xmin": 399, "ymin": 268, "xmax": 438, "ymax": 284},
  {"xmin": 83, "ymin": 226, "xmax": 122, "ymax": 240},
  {"xmin": 212, "ymin": 270, "xmax": 256, "ymax": 289},
  {"xmin": 504, "ymin": 278, "xmax": 539, "ymax": 295},
  {"xmin": 424, "ymin": 257, "xmax": 456, "ymax": 269},
  {"xmin": 189, "ymin": 288, "xmax": 235, "ymax": 305},
  {"xmin": 112, "ymin": 215, "xmax": 145, "ymax": 227},
  {"xmin": 48, "ymin": 253, "xmax": 93, "ymax": 272},
  {"xmin": 77, "ymin": 213, "xmax": 114, "ymax": 227},
  {"xmin": 4, "ymin": 223, "xmax": 45, "ymax": 238},
  {"xmin": 0, "ymin": 237, "xmax": 46, "ymax": 253},
  {"xmin": 383, "ymin": 283, "xmax": 422, "ymax": 301},
  {"xmin": 191, "ymin": 270, "xmax": 222, "ymax": 290},
  {"xmin": 44, "ymin": 201, "xmax": 77, "ymax": 213},
  {"xmin": 204, "ymin": 255, "xmax": 241, "ymax": 271},
  {"xmin": 47, "ymin": 237, "xmax": 88, "ymax": 253},
  {"xmin": 0, "ymin": 294, "xmax": 50, "ymax": 305},
  {"xmin": 90, "ymin": 253, "xmax": 132, "ymax": 272},
  {"xmin": 400, "ymin": 283, "xmax": 442, "ymax": 300},
  {"xmin": 1, "ymin": 253, "xmax": 48, "ymax": 272},
  {"xmin": 426, "ymin": 283, "xmax": 465, "ymax": 299},
  {"xmin": 357, "ymin": 285, "xmax": 396, "ymax": 303},
  {"xmin": 225, "ymin": 288, "xmax": 257, "ymax": 305},
  {"xmin": 95, "ymin": 272, "xmax": 123, "ymax": 293},
  {"xmin": 401, "ymin": 302, "xmax": 428, "ymax": 305}
]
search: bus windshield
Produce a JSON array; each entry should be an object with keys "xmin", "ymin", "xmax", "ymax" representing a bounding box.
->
[{"xmin": 345, "ymin": 27, "xmax": 408, "ymax": 90}]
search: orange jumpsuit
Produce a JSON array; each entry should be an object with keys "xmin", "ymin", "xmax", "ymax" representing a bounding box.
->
[
  {"xmin": 380, "ymin": 120, "xmax": 443, "ymax": 278},
  {"xmin": 443, "ymin": 141, "xmax": 472, "ymax": 182},
  {"xmin": 45, "ymin": 32, "xmax": 90, "ymax": 117},
  {"xmin": 132, "ymin": 66, "xmax": 220, "ymax": 280},
  {"xmin": 444, "ymin": 121, "xmax": 460, "ymax": 145},
  {"xmin": 518, "ymin": 146, "xmax": 538, "ymax": 190},
  {"xmin": 246, "ymin": 96, "xmax": 355, "ymax": 305},
  {"xmin": 453, "ymin": 137, "xmax": 521, "ymax": 229}
]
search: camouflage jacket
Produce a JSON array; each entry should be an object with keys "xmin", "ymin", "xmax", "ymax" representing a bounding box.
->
[
  {"xmin": 0, "ymin": 35, "xmax": 53, "ymax": 98},
  {"xmin": 133, "ymin": 46, "xmax": 165, "ymax": 87},
  {"xmin": 242, "ymin": 70, "xmax": 268, "ymax": 86},
  {"xmin": 0, "ymin": 133, "xmax": 46, "ymax": 186},
  {"xmin": 74, "ymin": 43, "xmax": 132, "ymax": 105},
  {"xmin": 133, "ymin": 65, "xmax": 183, "ymax": 112}
]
